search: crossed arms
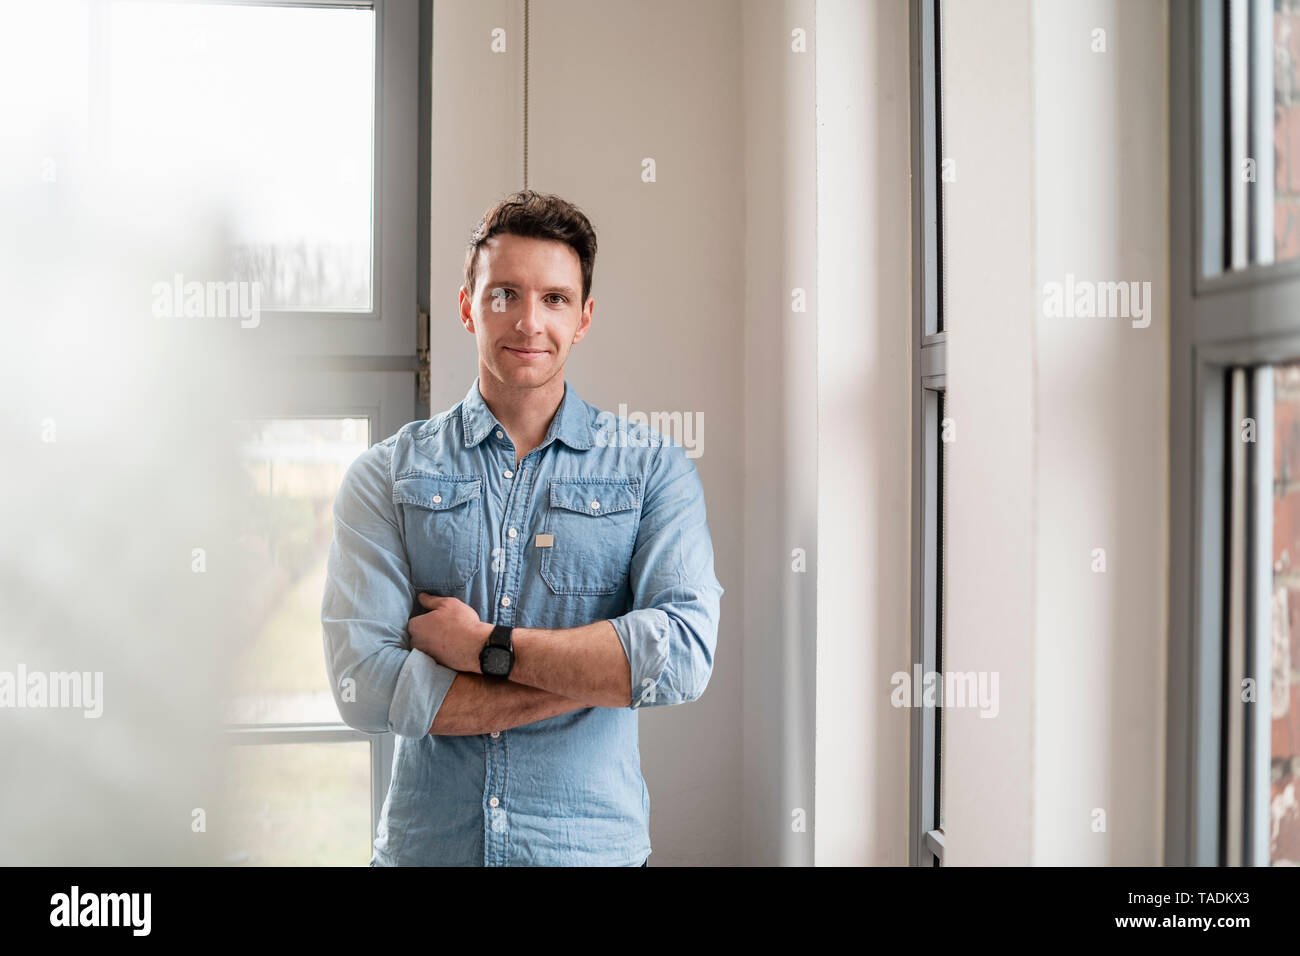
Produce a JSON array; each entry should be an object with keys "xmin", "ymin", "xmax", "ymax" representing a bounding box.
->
[
  {"xmin": 413, "ymin": 614, "xmax": 630, "ymax": 736},
  {"xmin": 321, "ymin": 436, "xmax": 723, "ymax": 739}
]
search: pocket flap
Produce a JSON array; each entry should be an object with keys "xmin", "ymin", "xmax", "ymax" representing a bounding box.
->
[
  {"xmin": 549, "ymin": 477, "xmax": 640, "ymax": 516},
  {"xmin": 393, "ymin": 473, "xmax": 482, "ymax": 510}
]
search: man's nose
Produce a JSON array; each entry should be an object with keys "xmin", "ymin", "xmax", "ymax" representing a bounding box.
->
[{"xmin": 515, "ymin": 296, "xmax": 545, "ymax": 333}]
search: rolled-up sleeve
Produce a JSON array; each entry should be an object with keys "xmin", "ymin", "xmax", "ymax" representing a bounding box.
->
[
  {"xmin": 321, "ymin": 440, "xmax": 459, "ymax": 737},
  {"xmin": 608, "ymin": 439, "xmax": 724, "ymax": 709}
]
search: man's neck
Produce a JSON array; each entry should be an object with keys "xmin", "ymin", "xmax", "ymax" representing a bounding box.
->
[{"xmin": 477, "ymin": 368, "xmax": 565, "ymax": 461}]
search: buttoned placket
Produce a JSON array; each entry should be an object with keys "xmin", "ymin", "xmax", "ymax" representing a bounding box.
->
[{"xmin": 482, "ymin": 424, "xmax": 546, "ymax": 865}]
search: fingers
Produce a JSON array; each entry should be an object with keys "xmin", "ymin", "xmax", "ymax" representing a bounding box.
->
[{"xmin": 417, "ymin": 592, "xmax": 441, "ymax": 608}]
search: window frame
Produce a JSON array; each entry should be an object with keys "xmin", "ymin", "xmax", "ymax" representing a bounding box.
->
[
  {"xmin": 179, "ymin": 0, "xmax": 428, "ymax": 862},
  {"xmin": 1170, "ymin": 0, "xmax": 1296, "ymax": 866},
  {"xmin": 909, "ymin": 0, "xmax": 947, "ymax": 868},
  {"xmin": 75, "ymin": 0, "xmax": 424, "ymax": 861},
  {"xmin": 86, "ymin": 0, "xmax": 419, "ymax": 359}
]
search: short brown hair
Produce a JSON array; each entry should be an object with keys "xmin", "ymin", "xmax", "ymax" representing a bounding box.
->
[{"xmin": 463, "ymin": 189, "xmax": 598, "ymax": 305}]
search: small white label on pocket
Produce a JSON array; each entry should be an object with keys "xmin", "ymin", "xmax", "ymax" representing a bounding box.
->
[{"xmin": 534, "ymin": 533, "xmax": 554, "ymax": 548}]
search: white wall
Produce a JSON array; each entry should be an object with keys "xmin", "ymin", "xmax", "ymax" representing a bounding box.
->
[
  {"xmin": 813, "ymin": 0, "xmax": 914, "ymax": 865},
  {"xmin": 429, "ymin": 0, "xmax": 1171, "ymax": 867},
  {"xmin": 1029, "ymin": 0, "xmax": 1168, "ymax": 865},
  {"xmin": 432, "ymin": 0, "xmax": 747, "ymax": 865},
  {"xmin": 941, "ymin": 0, "xmax": 1040, "ymax": 866},
  {"xmin": 942, "ymin": 0, "xmax": 1169, "ymax": 864},
  {"xmin": 432, "ymin": 0, "xmax": 834, "ymax": 868},
  {"xmin": 740, "ymin": 0, "xmax": 819, "ymax": 867}
]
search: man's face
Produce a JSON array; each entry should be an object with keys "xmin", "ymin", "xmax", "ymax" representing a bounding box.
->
[{"xmin": 459, "ymin": 233, "xmax": 593, "ymax": 392}]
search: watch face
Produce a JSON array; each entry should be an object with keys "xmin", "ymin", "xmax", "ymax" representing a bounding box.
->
[{"xmin": 482, "ymin": 645, "xmax": 511, "ymax": 675}]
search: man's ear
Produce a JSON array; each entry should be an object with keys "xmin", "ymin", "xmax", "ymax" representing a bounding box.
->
[
  {"xmin": 571, "ymin": 297, "xmax": 594, "ymax": 344},
  {"xmin": 458, "ymin": 286, "xmax": 476, "ymax": 333}
]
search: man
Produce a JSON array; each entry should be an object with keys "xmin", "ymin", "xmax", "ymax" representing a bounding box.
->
[{"xmin": 321, "ymin": 190, "xmax": 723, "ymax": 866}]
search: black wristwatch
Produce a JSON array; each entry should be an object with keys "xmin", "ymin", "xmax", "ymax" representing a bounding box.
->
[{"xmin": 479, "ymin": 624, "xmax": 514, "ymax": 679}]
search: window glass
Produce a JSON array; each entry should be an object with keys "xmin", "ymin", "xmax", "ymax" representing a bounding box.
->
[
  {"xmin": 219, "ymin": 741, "xmax": 371, "ymax": 866},
  {"xmin": 105, "ymin": 0, "xmax": 376, "ymax": 310},
  {"xmin": 1211, "ymin": 0, "xmax": 1300, "ymax": 273},
  {"xmin": 229, "ymin": 417, "xmax": 370, "ymax": 726},
  {"xmin": 1272, "ymin": 0, "xmax": 1300, "ymax": 264}
]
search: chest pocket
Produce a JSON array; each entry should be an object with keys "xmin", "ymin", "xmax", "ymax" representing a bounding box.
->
[
  {"xmin": 540, "ymin": 477, "xmax": 641, "ymax": 596},
  {"xmin": 392, "ymin": 473, "xmax": 483, "ymax": 593}
]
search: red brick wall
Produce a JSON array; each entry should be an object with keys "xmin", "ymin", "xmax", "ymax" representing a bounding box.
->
[{"xmin": 1270, "ymin": 363, "xmax": 1300, "ymax": 863}]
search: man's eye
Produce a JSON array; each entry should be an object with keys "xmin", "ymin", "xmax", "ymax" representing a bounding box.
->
[
  {"xmin": 546, "ymin": 294, "xmax": 566, "ymax": 305},
  {"xmin": 492, "ymin": 288, "xmax": 513, "ymax": 300}
]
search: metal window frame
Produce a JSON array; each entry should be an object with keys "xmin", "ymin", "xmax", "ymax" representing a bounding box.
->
[
  {"xmin": 79, "ymin": 0, "xmax": 426, "ymax": 862},
  {"xmin": 200, "ymin": 0, "xmax": 428, "ymax": 860},
  {"xmin": 1170, "ymin": 0, "xmax": 1294, "ymax": 866},
  {"xmin": 1196, "ymin": 0, "xmax": 1290, "ymax": 293},
  {"xmin": 909, "ymin": 0, "xmax": 946, "ymax": 868},
  {"xmin": 1220, "ymin": 365, "xmax": 1278, "ymax": 866},
  {"xmin": 139, "ymin": 0, "xmax": 420, "ymax": 358},
  {"xmin": 85, "ymin": 0, "xmax": 422, "ymax": 359}
]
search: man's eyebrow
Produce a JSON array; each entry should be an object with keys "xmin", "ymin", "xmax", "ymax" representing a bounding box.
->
[{"xmin": 488, "ymin": 281, "xmax": 578, "ymax": 297}]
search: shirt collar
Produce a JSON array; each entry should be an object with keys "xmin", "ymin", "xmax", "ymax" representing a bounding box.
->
[{"xmin": 460, "ymin": 375, "xmax": 594, "ymax": 451}]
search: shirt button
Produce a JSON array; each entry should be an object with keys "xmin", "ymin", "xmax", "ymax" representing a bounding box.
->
[
  {"xmin": 591, "ymin": 499, "xmax": 600, "ymax": 510},
  {"xmin": 500, "ymin": 596, "xmax": 511, "ymax": 607},
  {"xmin": 495, "ymin": 430, "xmax": 503, "ymax": 439},
  {"xmin": 507, "ymin": 527, "xmax": 517, "ymax": 538},
  {"xmin": 432, "ymin": 494, "xmax": 442, "ymax": 504},
  {"xmin": 490, "ymin": 731, "xmax": 500, "ymax": 738},
  {"xmin": 489, "ymin": 796, "xmax": 499, "ymax": 807},
  {"xmin": 504, "ymin": 470, "xmax": 513, "ymax": 479}
]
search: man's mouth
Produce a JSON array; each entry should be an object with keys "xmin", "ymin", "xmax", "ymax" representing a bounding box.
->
[{"xmin": 504, "ymin": 346, "xmax": 548, "ymax": 356}]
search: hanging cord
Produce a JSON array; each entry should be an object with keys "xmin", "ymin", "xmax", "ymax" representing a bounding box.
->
[{"xmin": 523, "ymin": 0, "xmax": 530, "ymax": 189}]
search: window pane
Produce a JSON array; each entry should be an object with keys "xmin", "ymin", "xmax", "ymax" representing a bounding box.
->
[
  {"xmin": 104, "ymin": 0, "xmax": 376, "ymax": 310},
  {"xmin": 1274, "ymin": 0, "xmax": 1300, "ymax": 264},
  {"xmin": 1212, "ymin": 0, "xmax": 1300, "ymax": 273},
  {"xmin": 219, "ymin": 741, "xmax": 371, "ymax": 866},
  {"xmin": 229, "ymin": 417, "xmax": 370, "ymax": 725},
  {"xmin": 1270, "ymin": 363, "xmax": 1300, "ymax": 864}
]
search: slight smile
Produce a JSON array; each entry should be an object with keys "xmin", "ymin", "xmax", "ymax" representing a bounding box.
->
[{"xmin": 504, "ymin": 346, "xmax": 549, "ymax": 359}]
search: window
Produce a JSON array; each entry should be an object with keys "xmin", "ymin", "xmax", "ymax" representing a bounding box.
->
[
  {"xmin": 910, "ymin": 0, "xmax": 948, "ymax": 867},
  {"xmin": 1204, "ymin": 0, "xmax": 1300, "ymax": 276},
  {"xmin": 1171, "ymin": 0, "xmax": 1300, "ymax": 866},
  {"xmin": 4, "ymin": 0, "xmax": 427, "ymax": 864},
  {"xmin": 103, "ymin": 1, "xmax": 377, "ymax": 312},
  {"xmin": 53, "ymin": 0, "xmax": 428, "ymax": 864},
  {"xmin": 1216, "ymin": 364, "xmax": 1297, "ymax": 865},
  {"xmin": 219, "ymin": 740, "xmax": 373, "ymax": 866},
  {"xmin": 229, "ymin": 417, "xmax": 372, "ymax": 728}
]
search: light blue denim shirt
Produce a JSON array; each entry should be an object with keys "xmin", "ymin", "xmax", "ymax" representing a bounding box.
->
[{"xmin": 321, "ymin": 376, "xmax": 723, "ymax": 866}]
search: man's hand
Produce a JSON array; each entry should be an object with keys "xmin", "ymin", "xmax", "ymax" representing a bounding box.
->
[{"xmin": 408, "ymin": 595, "xmax": 493, "ymax": 673}]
